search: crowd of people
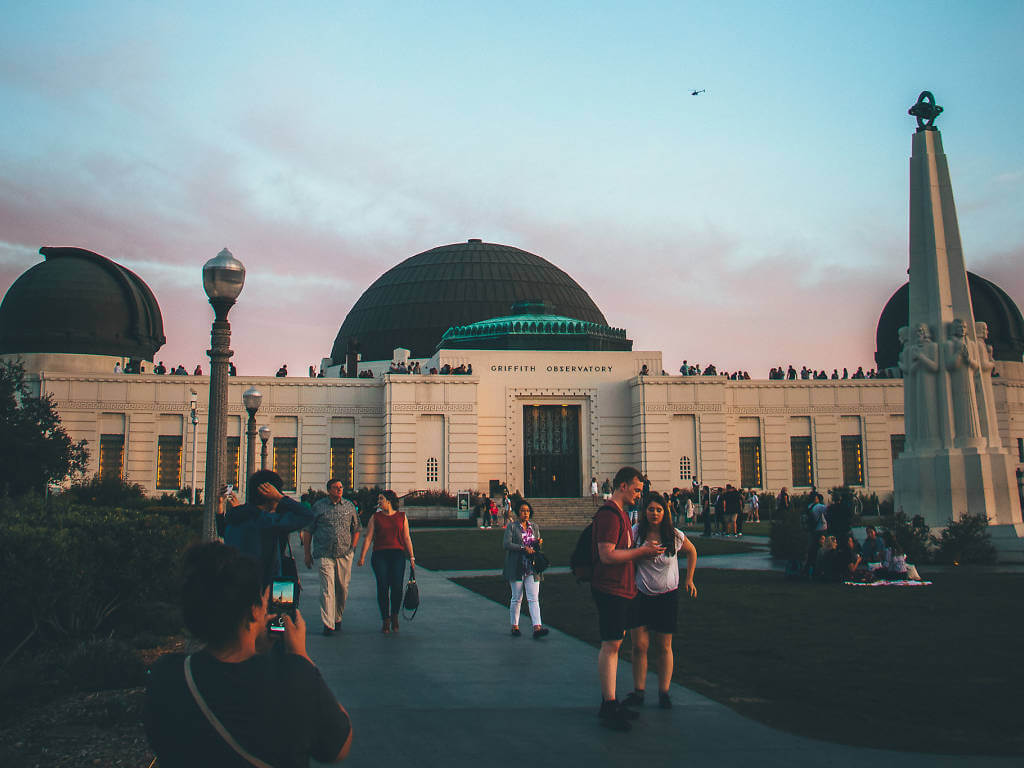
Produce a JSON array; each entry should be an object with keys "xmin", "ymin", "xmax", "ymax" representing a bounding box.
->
[
  {"xmin": 798, "ymin": 491, "xmax": 916, "ymax": 582},
  {"xmin": 767, "ymin": 365, "xmax": 896, "ymax": 380}
]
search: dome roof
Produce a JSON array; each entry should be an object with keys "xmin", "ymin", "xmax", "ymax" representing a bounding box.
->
[
  {"xmin": 0, "ymin": 246, "xmax": 166, "ymax": 360},
  {"xmin": 331, "ymin": 240, "xmax": 610, "ymax": 362},
  {"xmin": 875, "ymin": 271, "xmax": 1024, "ymax": 370}
]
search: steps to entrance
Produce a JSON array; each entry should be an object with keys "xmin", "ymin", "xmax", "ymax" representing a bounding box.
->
[{"xmin": 523, "ymin": 496, "xmax": 602, "ymax": 529}]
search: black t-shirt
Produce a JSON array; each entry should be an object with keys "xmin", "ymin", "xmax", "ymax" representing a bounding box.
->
[
  {"xmin": 145, "ymin": 650, "xmax": 350, "ymax": 768},
  {"xmin": 723, "ymin": 490, "xmax": 742, "ymax": 514}
]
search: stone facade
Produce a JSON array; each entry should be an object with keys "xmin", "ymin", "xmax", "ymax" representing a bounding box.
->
[{"xmin": 22, "ymin": 348, "xmax": 1024, "ymax": 501}]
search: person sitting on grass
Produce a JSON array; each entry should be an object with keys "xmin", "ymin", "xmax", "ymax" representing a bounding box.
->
[
  {"xmin": 145, "ymin": 542, "xmax": 352, "ymax": 766},
  {"xmin": 860, "ymin": 525, "xmax": 886, "ymax": 564},
  {"xmin": 881, "ymin": 531, "xmax": 910, "ymax": 579},
  {"xmin": 833, "ymin": 534, "xmax": 863, "ymax": 581}
]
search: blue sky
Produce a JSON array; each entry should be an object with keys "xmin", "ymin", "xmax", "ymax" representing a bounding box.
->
[{"xmin": 2, "ymin": 1, "xmax": 1022, "ymax": 374}]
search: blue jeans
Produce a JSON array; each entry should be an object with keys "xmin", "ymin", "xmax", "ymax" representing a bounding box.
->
[{"xmin": 371, "ymin": 549, "xmax": 406, "ymax": 618}]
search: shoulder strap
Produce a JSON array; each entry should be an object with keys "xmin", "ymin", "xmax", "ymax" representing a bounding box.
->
[{"xmin": 184, "ymin": 655, "xmax": 275, "ymax": 768}]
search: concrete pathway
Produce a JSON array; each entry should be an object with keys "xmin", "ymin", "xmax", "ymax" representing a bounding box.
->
[{"xmin": 296, "ymin": 552, "xmax": 1014, "ymax": 767}]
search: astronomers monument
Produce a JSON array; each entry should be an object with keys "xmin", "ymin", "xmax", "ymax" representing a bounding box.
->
[{"xmin": 894, "ymin": 92, "xmax": 1024, "ymax": 549}]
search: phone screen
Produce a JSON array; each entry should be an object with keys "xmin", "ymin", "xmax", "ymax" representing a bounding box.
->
[{"xmin": 268, "ymin": 579, "xmax": 297, "ymax": 633}]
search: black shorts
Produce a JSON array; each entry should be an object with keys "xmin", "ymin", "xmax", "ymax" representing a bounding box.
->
[
  {"xmin": 591, "ymin": 588, "xmax": 633, "ymax": 641},
  {"xmin": 627, "ymin": 589, "xmax": 679, "ymax": 635}
]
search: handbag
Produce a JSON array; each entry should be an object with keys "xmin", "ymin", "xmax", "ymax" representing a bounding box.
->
[
  {"xmin": 184, "ymin": 655, "xmax": 274, "ymax": 768},
  {"xmin": 402, "ymin": 565, "xmax": 419, "ymax": 620},
  {"xmin": 529, "ymin": 550, "xmax": 550, "ymax": 574}
]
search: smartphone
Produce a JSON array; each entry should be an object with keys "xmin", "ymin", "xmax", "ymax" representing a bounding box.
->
[
  {"xmin": 268, "ymin": 578, "xmax": 297, "ymax": 633},
  {"xmin": 224, "ymin": 484, "xmax": 233, "ymax": 496}
]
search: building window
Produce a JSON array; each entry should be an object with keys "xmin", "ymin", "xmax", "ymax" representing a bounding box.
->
[
  {"xmin": 841, "ymin": 435, "xmax": 864, "ymax": 486},
  {"xmin": 330, "ymin": 438, "xmax": 354, "ymax": 489},
  {"xmin": 791, "ymin": 436, "xmax": 813, "ymax": 487},
  {"xmin": 891, "ymin": 434, "xmax": 906, "ymax": 463},
  {"xmin": 99, "ymin": 434, "xmax": 124, "ymax": 482},
  {"xmin": 1018, "ymin": 437, "xmax": 1024, "ymax": 463},
  {"xmin": 227, "ymin": 437, "xmax": 240, "ymax": 488},
  {"xmin": 273, "ymin": 437, "xmax": 298, "ymax": 491},
  {"xmin": 156, "ymin": 436, "xmax": 182, "ymax": 490},
  {"xmin": 679, "ymin": 456, "xmax": 692, "ymax": 481},
  {"xmin": 739, "ymin": 437, "xmax": 762, "ymax": 488},
  {"xmin": 426, "ymin": 457, "xmax": 439, "ymax": 483}
]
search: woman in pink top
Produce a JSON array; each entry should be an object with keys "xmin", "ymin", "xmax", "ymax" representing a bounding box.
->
[{"xmin": 358, "ymin": 491, "xmax": 416, "ymax": 634}]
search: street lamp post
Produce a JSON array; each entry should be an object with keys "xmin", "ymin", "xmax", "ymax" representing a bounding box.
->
[
  {"xmin": 259, "ymin": 425, "xmax": 272, "ymax": 471},
  {"xmin": 201, "ymin": 248, "xmax": 245, "ymax": 542},
  {"xmin": 242, "ymin": 387, "xmax": 263, "ymax": 500},
  {"xmin": 189, "ymin": 390, "xmax": 199, "ymax": 505}
]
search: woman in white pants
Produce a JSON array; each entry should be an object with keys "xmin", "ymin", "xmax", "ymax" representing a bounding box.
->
[{"xmin": 502, "ymin": 501, "xmax": 549, "ymax": 639}]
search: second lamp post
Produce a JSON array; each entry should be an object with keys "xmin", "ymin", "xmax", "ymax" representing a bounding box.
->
[{"xmin": 242, "ymin": 387, "xmax": 263, "ymax": 500}]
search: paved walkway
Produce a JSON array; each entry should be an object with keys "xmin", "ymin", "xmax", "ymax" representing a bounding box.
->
[{"xmin": 296, "ymin": 550, "xmax": 1014, "ymax": 767}]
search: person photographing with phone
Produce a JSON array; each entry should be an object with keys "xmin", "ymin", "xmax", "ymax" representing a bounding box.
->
[
  {"xmin": 224, "ymin": 470, "xmax": 314, "ymax": 587},
  {"xmin": 145, "ymin": 542, "xmax": 352, "ymax": 766}
]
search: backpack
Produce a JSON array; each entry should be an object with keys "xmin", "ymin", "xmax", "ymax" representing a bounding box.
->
[
  {"xmin": 801, "ymin": 505, "xmax": 817, "ymax": 531},
  {"xmin": 570, "ymin": 523, "xmax": 594, "ymax": 582}
]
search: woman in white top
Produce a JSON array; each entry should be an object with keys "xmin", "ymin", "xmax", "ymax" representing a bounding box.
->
[{"xmin": 620, "ymin": 493, "xmax": 697, "ymax": 710}]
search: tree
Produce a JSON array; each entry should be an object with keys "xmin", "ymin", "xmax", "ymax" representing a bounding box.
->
[{"xmin": 0, "ymin": 360, "xmax": 89, "ymax": 496}]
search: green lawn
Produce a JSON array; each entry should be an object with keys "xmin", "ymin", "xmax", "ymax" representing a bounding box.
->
[
  {"xmin": 452, "ymin": 569, "xmax": 1024, "ymax": 756},
  {"xmin": 413, "ymin": 528, "xmax": 757, "ymax": 571}
]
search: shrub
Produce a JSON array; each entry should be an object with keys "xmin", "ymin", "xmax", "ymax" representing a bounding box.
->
[
  {"xmin": 932, "ymin": 513, "xmax": 996, "ymax": 564},
  {"xmin": 301, "ymin": 487, "xmax": 328, "ymax": 505},
  {"xmin": 0, "ymin": 494, "xmax": 197, "ymax": 653},
  {"xmin": 62, "ymin": 474, "xmax": 149, "ymax": 509}
]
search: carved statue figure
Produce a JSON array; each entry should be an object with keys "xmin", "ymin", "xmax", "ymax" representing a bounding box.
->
[
  {"xmin": 900, "ymin": 323, "xmax": 940, "ymax": 450},
  {"xmin": 944, "ymin": 317, "xmax": 983, "ymax": 447},
  {"xmin": 973, "ymin": 321, "xmax": 1000, "ymax": 446}
]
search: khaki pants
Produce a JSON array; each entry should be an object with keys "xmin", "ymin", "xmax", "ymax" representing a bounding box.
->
[{"xmin": 318, "ymin": 551, "xmax": 354, "ymax": 628}]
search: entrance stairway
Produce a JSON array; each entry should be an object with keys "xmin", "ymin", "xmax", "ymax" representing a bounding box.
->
[{"xmin": 525, "ymin": 496, "xmax": 602, "ymax": 529}]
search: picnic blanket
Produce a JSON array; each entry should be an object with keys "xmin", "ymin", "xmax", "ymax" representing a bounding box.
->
[{"xmin": 844, "ymin": 580, "xmax": 932, "ymax": 587}]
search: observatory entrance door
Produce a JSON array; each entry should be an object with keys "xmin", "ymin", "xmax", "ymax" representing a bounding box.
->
[{"xmin": 523, "ymin": 405, "xmax": 581, "ymax": 498}]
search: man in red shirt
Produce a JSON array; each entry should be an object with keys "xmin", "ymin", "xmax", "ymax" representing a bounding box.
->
[{"xmin": 592, "ymin": 466, "xmax": 664, "ymax": 731}]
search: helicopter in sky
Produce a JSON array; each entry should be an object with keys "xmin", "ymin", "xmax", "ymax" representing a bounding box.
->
[{"xmin": 690, "ymin": 89, "xmax": 706, "ymax": 96}]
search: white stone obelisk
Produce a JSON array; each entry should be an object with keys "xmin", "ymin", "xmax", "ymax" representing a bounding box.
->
[{"xmin": 893, "ymin": 93, "xmax": 1023, "ymax": 538}]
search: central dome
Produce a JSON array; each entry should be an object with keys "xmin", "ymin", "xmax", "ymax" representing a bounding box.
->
[{"xmin": 331, "ymin": 240, "xmax": 610, "ymax": 362}]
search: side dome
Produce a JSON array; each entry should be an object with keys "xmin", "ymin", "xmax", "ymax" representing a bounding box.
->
[
  {"xmin": 0, "ymin": 246, "xmax": 166, "ymax": 360},
  {"xmin": 875, "ymin": 271, "xmax": 1024, "ymax": 370},
  {"xmin": 331, "ymin": 240, "xmax": 609, "ymax": 362}
]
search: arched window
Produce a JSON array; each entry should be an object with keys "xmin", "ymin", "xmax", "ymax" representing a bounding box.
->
[{"xmin": 679, "ymin": 456, "xmax": 692, "ymax": 480}]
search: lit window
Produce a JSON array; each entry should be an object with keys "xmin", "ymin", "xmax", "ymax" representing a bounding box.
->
[
  {"xmin": 841, "ymin": 435, "xmax": 864, "ymax": 486},
  {"xmin": 273, "ymin": 437, "xmax": 298, "ymax": 491},
  {"xmin": 790, "ymin": 436, "xmax": 813, "ymax": 487},
  {"xmin": 99, "ymin": 435, "xmax": 124, "ymax": 482},
  {"xmin": 156, "ymin": 435, "xmax": 182, "ymax": 490},
  {"xmin": 227, "ymin": 437, "xmax": 240, "ymax": 488},
  {"xmin": 331, "ymin": 438, "xmax": 355, "ymax": 489},
  {"xmin": 739, "ymin": 437, "xmax": 762, "ymax": 488}
]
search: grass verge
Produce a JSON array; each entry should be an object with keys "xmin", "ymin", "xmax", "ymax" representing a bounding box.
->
[
  {"xmin": 414, "ymin": 528, "xmax": 756, "ymax": 570},
  {"xmin": 452, "ymin": 569, "xmax": 1023, "ymax": 755}
]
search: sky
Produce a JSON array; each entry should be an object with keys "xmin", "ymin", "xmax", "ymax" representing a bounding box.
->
[{"xmin": 2, "ymin": 1, "xmax": 1023, "ymax": 376}]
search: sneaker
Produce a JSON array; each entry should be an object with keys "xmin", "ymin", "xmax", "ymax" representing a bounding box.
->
[
  {"xmin": 621, "ymin": 690, "xmax": 645, "ymax": 708},
  {"xmin": 658, "ymin": 691, "xmax": 672, "ymax": 709},
  {"xmin": 511, "ymin": 627, "xmax": 522, "ymax": 637},
  {"xmin": 598, "ymin": 700, "xmax": 632, "ymax": 732},
  {"xmin": 532, "ymin": 627, "xmax": 549, "ymax": 640}
]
